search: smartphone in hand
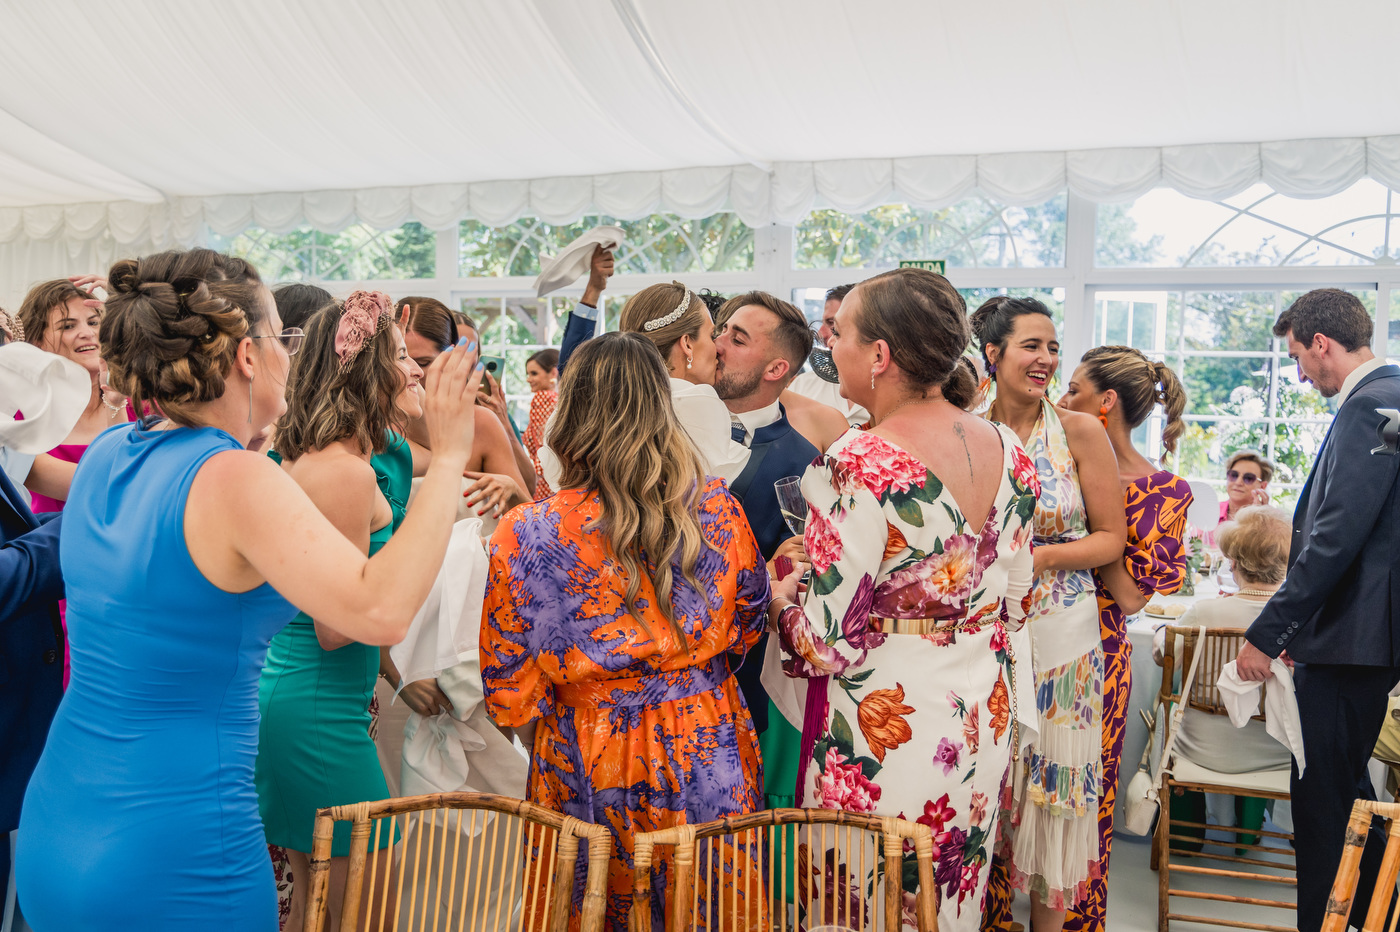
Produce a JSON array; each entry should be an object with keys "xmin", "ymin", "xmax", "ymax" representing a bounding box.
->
[{"xmin": 477, "ymin": 355, "xmax": 506, "ymax": 395}]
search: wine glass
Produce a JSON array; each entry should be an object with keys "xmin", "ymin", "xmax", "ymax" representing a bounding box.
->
[{"xmin": 775, "ymin": 476, "xmax": 807, "ymax": 537}]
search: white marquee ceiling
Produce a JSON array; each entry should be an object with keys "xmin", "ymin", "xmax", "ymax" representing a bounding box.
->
[{"xmin": 2, "ymin": 0, "xmax": 1399, "ymax": 235}]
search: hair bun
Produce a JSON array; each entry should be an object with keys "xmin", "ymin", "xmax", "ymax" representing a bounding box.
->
[{"xmin": 107, "ymin": 258, "xmax": 141, "ymax": 295}]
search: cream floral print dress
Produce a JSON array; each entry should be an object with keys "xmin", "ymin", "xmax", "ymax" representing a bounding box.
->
[
  {"xmin": 986, "ymin": 399, "xmax": 1104, "ymax": 913},
  {"xmin": 775, "ymin": 426, "xmax": 1039, "ymax": 932}
]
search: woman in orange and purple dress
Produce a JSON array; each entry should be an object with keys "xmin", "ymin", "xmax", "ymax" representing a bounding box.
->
[
  {"xmin": 481, "ymin": 332, "xmax": 769, "ymax": 932},
  {"xmin": 1057, "ymin": 345, "xmax": 1193, "ymax": 932}
]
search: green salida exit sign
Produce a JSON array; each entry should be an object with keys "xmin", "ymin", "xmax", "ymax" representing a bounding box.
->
[{"xmin": 899, "ymin": 259, "xmax": 947, "ymax": 274}]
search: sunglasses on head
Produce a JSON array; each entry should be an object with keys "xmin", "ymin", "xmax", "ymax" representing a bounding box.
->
[{"xmin": 1226, "ymin": 469, "xmax": 1260, "ymax": 484}]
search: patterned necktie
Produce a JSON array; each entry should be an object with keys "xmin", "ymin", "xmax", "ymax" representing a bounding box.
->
[{"xmin": 730, "ymin": 416, "xmax": 748, "ymax": 447}]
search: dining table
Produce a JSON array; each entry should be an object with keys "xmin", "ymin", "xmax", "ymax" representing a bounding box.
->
[{"xmin": 1116, "ymin": 573, "xmax": 1221, "ymax": 833}]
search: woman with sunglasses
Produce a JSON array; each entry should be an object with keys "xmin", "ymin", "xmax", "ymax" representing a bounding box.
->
[
  {"xmin": 17, "ymin": 250, "xmax": 482, "ymax": 931},
  {"xmin": 1208, "ymin": 450, "xmax": 1272, "ymax": 546}
]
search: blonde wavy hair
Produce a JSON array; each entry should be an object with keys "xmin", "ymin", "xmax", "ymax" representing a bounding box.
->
[{"xmin": 548, "ymin": 332, "xmax": 710, "ymax": 647}]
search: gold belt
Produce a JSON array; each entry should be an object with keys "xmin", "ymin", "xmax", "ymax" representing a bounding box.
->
[{"xmin": 868, "ymin": 616, "xmax": 994, "ymax": 636}]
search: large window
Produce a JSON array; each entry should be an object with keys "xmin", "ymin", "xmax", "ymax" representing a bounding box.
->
[
  {"xmin": 459, "ymin": 213, "xmax": 753, "ymax": 277},
  {"xmin": 217, "ymin": 185, "xmax": 1400, "ymax": 514},
  {"xmin": 793, "ymin": 196, "xmax": 1067, "ymax": 270},
  {"xmin": 1100, "ymin": 179, "xmax": 1400, "ymax": 268},
  {"xmin": 210, "ymin": 223, "xmax": 436, "ymax": 281},
  {"xmin": 1088, "ymin": 290, "xmax": 1374, "ymax": 508}
]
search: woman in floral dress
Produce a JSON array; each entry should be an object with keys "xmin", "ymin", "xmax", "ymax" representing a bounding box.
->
[
  {"xmin": 769, "ymin": 268, "xmax": 1038, "ymax": 932},
  {"xmin": 971, "ymin": 298, "xmax": 1130, "ymax": 932},
  {"xmin": 481, "ymin": 333, "xmax": 769, "ymax": 932},
  {"xmin": 1058, "ymin": 346, "xmax": 1192, "ymax": 932}
]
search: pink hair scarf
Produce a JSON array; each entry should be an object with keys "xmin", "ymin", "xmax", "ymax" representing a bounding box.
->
[{"xmin": 335, "ymin": 290, "xmax": 394, "ymax": 369}]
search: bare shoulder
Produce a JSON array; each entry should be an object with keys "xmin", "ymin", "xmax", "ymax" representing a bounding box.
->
[
  {"xmin": 285, "ymin": 448, "xmax": 377, "ymax": 499},
  {"xmin": 1058, "ymin": 406, "xmax": 1112, "ymax": 450},
  {"xmin": 474, "ymin": 405, "xmax": 505, "ymax": 433},
  {"xmin": 1055, "ymin": 404, "xmax": 1100, "ymax": 436}
]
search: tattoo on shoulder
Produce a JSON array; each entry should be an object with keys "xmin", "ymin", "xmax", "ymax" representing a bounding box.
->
[{"xmin": 953, "ymin": 421, "xmax": 974, "ymax": 479}]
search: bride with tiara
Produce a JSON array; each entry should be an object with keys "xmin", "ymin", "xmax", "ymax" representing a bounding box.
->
[{"xmin": 542, "ymin": 280, "xmax": 747, "ymax": 489}]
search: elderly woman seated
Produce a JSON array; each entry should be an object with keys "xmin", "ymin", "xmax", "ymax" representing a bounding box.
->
[
  {"xmin": 1154, "ymin": 505, "xmax": 1294, "ymax": 851},
  {"xmin": 1153, "ymin": 504, "xmax": 1294, "ymax": 773}
]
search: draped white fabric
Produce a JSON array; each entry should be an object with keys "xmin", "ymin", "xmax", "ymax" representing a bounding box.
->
[
  {"xmin": 6, "ymin": 138, "xmax": 1400, "ymax": 248},
  {"xmin": 2, "ymin": 1, "xmax": 1399, "ymax": 247}
]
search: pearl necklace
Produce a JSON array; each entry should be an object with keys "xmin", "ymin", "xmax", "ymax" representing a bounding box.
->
[{"xmin": 1235, "ymin": 587, "xmax": 1277, "ymax": 599}]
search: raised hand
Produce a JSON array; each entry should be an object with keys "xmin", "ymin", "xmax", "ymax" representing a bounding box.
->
[
  {"xmin": 421, "ymin": 338, "xmax": 484, "ymax": 463},
  {"xmin": 581, "ymin": 246, "xmax": 615, "ymax": 307}
]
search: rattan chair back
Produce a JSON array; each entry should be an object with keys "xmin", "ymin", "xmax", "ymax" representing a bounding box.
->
[
  {"xmin": 303, "ymin": 791, "xmax": 610, "ymax": 932},
  {"xmin": 629, "ymin": 808, "xmax": 937, "ymax": 932}
]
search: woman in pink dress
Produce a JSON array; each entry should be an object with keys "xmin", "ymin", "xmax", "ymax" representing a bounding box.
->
[
  {"xmin": 16, "ymin": 276, "xmax": 132, "ymax": 686},
  {"xmin": 17, "ymin": 277, "xmax": 132, "ymax": 513}
]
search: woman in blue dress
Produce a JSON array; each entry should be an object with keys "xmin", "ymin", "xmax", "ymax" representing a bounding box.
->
[{"xmin": 16, "ymin": 248, "xmax": 484, "ymax": 931}]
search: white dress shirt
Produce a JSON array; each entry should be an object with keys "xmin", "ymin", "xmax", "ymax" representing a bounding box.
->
[
  {"xmin": 1336, "ymin": 355, "xmax": 1386, "ymax": 406},
  {"xmin": 729, "ymin": 398, "xmax": 783, "ymax": 448}
]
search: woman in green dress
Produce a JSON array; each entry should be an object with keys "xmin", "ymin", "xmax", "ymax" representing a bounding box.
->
[{"xmin": 255, "ymin": 291, "xmax": 433, "ymax": 932}]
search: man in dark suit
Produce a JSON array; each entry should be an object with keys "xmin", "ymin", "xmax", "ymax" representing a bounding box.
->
[
  {"xmin": 1236, "ymin": 288, "xmax": 1400, "ymax": 932},
  {"xmin": 1, "ymin": 466, "xmax": 66, "ymax": 903},
  {"xmin": 711, "ymin": 291, "xmax": 820, "ymax": 807}
]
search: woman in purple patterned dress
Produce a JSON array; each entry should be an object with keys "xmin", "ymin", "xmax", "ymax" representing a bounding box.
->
[{"xmin": 1058, "ymin": 346, "xmax": 1192, "ymax": 932}]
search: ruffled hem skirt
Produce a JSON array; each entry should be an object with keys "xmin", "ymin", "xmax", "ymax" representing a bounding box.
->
[{"xmin": 997, "ymin": 644, "xmax": 1104, "ymax": 908}]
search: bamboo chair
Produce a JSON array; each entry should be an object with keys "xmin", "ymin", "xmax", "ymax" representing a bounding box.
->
[
  {"xmin": 1321, "ymin": 799, "xmax": 1400, "ymax": 932},
  {"xmin": 1154, "ymin": 626, "xmax": 1296, "ymax": 932},
  {"xmin": 303, "ymin": 792, "xmax": 610, "ymax": 932},
  {"xmin": 629, "ymin": 808, "xmax": 938, "ymax": 932}
]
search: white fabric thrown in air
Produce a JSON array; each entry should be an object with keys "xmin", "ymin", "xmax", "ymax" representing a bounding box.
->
[{"xmin": 533, "ymin": 225, "xmax": 624, "ymax": 297}]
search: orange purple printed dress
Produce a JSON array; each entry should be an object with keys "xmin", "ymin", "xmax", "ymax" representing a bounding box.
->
[
  {"xmin": 774, "ymin": 427, "xmax": 1039, "ymax": 932},
  {"xmin": 481, "ymin": 479, "xmax": 770, "ymax": 932},
  {"xmin": 1062, "ymin": 470, "xmax": 1190, "ymax": 932}
]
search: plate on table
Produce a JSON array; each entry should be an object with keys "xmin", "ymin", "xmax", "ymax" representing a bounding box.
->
[{"xmin": 1142, "ymin": 603, "xmax": 1188, "ymax": 621}]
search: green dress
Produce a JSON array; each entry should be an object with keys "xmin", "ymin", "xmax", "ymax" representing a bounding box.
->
[{"xmin": 256, "ymin": 434, "xmax": 412, "ymax": 855}]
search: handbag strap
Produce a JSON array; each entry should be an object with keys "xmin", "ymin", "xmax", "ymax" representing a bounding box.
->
[{"xmin": 1152, "ymin": 625, "xmax": 1209, "ymax": 782}]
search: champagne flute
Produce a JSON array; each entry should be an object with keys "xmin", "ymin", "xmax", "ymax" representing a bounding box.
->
[{"xmin": 775, "ymin": 476, "xmax": 807, "ymax": 538}]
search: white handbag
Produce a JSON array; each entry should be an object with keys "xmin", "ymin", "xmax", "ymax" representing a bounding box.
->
[{"xmin": 1120, "ymin": 625, "xmax": 1207, "ymax": 836}]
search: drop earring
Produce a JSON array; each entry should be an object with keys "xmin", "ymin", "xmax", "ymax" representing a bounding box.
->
[
  {"xmin": 686, "ymin": 355, "xmax": 693, "ymax": 370},
  {"xmin": 871, "ymin": 369, "xmax": 876, "ymax": 390},
  {"xmin": 248, "ymin": 374, "xmax": 254, "ymax": 425},
  {"xmin": 1098, "ymin": 404, "xmax": 1109, "ymax": 428}
]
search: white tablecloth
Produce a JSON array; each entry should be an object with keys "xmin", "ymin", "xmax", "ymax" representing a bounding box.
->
[{"xmin": 1117, "ymin": 578, "xmax": 1219, "ymax": 832}]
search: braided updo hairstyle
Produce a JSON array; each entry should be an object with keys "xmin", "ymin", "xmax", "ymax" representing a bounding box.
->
[
  {"xmin": 101, "ymin": 248, "xmax": 268, "ymax": 427},
  {"xmin": 1078, "ymin": 345, "xmax": 1189, "ymax": 453}
]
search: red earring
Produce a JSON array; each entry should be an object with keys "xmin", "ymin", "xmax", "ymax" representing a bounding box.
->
[{"xmin": 1098, "ymin": 404, "xmax": 1109, "ymax": 428}]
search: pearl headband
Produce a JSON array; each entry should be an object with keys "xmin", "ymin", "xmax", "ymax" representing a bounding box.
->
[{"xmin": 643, "ymin": 288, "xmax": 692, "ymax": 332}]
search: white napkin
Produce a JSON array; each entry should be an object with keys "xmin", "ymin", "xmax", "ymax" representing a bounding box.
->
[
  {"xmin": 389, "ymin": 517, "xmax": 487, "ymax": 689},
  {"xmin": 1217, "ymin": 659, "xmax": 1306, "ymax": 775},
  {"xmin": 532, "ymin": 225, "xmax": 625, "ymax": 297},
  {"xmin": 0, "ymin": 342, "xmax": 91, "ymax": 453}
]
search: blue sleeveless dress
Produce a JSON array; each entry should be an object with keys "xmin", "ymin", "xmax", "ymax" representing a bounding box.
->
[{"xmin": 17, "ymin": 423, "xmax": 295, "ymax": 930}]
